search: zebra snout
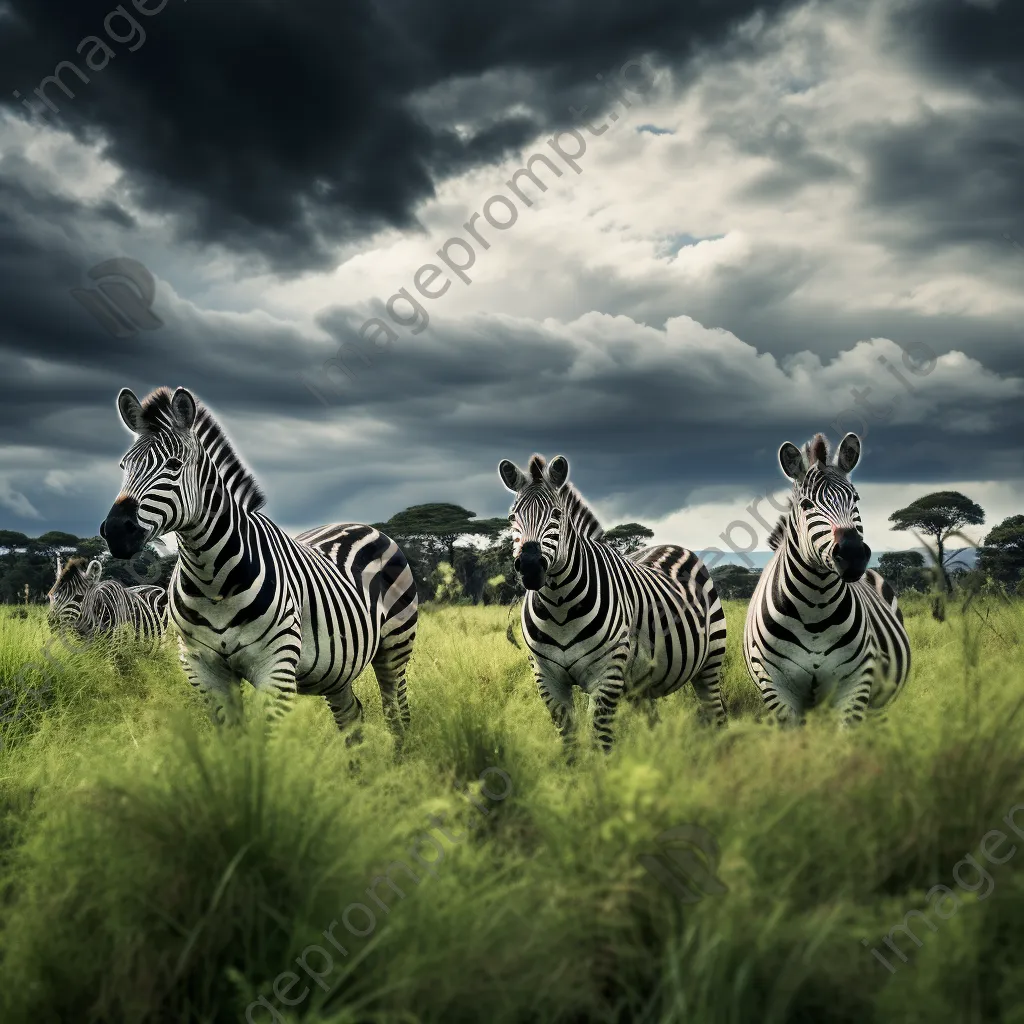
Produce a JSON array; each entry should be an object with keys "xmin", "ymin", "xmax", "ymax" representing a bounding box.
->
[
  {"xmin": 101, "ymin": 502, "xmax": 147, "ymax": 559},
  {"xmin": 833, "ymin": 529, "xmax": 870, "ymax": 582},
  {"xmin": 517, "ymin": 542, "xmax": 546, "ymax": 589}
]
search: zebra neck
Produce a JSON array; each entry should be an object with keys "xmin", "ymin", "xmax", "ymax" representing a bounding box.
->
[
  {"xmin": 174, "ymin": 503, "xmax": 263, "ymax": 593},
  {"xmin": 532, "ymin": 531, "xmax": 591, "ymax": 607},
  {"xmin": 777, "ymin": 533, "xmax": 844, "ymax": 591}
]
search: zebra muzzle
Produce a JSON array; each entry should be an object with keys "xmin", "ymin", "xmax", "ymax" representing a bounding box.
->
[
  {"xmin": 516, "ymin": 542, "xmax": 546, "ymax": 590},
  {"xmin": 833, "ymin": 531, "xmax": 870, "ymax": 582},
  {"xmin": 101, "ymin": 499, "xmax": 148, "ymax": 559}
]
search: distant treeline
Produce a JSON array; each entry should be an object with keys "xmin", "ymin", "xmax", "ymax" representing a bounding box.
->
[{"xmin": 2, "ymin": 493, "xmax": 1022, "ymax": 606}]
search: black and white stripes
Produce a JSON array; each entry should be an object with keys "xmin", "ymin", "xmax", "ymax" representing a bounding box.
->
[
  {"xmin": 48, "ymin": 557, "xmax": 168, "ymax": 644},
  {"xmin": 100, "ymin": 386, "xmax": 418, "ymax": 737},
  {"xmin": 744, "ymin": 432, "xmax": 911, "ymax": 727},
  {"xmin": 499, "ymin": 453, "xmax": 727, "ymax": 753}
]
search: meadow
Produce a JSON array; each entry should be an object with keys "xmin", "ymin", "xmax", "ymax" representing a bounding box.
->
[{"xmin": 0, "ymin": 595, "xmax": 1022, "ymax": 1024}]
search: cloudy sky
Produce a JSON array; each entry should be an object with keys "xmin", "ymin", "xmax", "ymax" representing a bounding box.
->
[{"xmin": 0, "ymin": 0, "xmax": 1021, "ymax": 558}]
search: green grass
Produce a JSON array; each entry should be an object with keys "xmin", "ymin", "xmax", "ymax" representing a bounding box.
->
[{"xmin": 0, "ymin": 595, "xmax": 1023, "ymax": 1024}]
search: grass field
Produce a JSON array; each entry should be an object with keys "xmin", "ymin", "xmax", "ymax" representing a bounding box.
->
[{"xmin": 0, "ymin": 595, "xmax": 1023, "ymax": 1024}]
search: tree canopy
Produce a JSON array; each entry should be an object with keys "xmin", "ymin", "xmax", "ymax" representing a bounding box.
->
[
  {"xmin": 603, "ymin": 523, "xmax": 655, "ymax": 556},
  {"xmin": 710, "ymin": 563, "xmax": 761, "ymax": 600},
  {"xmin": 381, "ymin": 503, "xmax": 508, "ymax": 565},
  {"xmin": 977, "ymin": 514, "xmax": 1024, "ymax": 586},
  {"xmin": 877, "ymin": 551, "xmax": 928, "ymax": 594},
  {"xmin": 888, "ymin": 491, "xmax": 984, "ymax": 592}
]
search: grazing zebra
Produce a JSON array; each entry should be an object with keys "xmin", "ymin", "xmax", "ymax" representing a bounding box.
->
[
  {"xmin": 499, "ymin": 453, "xmax": 727, "ymax": 753},
  {"xmin": 744, "ymin": 431, "xmax": 911, "ymax": 727},
  {"xmin": 47, "ymin": 557, "xmax": 102, "ymax": 631},
  {"xmin": 47, "ymin": 557, "xmax": 168, "ymax": 642},
  {"xmin": 99, "ymin": 386, "xmax": 417, "ymax": 738},
  {"xmin": 79, "ymin": 575, "xmax": 169, "ymax": 645}
]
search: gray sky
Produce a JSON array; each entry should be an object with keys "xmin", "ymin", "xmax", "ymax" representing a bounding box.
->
[{"xmin": 0, "ymin": 0, "xmax": 1021, "ymax": 553}]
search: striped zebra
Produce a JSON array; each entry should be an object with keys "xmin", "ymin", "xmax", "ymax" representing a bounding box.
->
[
  {"xmin": 743, "ymin": 431, "xmax": 911, "ymax": 727},
  {"xmin": 47, "ymin": 557, "xmax": 103, "ymax": 632},
  {"xmin": 499, "ymin": 454, "xmax": 727, "ymax": 753},
  {"xmin": 48, "ymin": 557, "xmax": 168, "ymax": 643},
  {"xmin": 99, "ymin": 386, "xmax": 417, "ymax": 738}
]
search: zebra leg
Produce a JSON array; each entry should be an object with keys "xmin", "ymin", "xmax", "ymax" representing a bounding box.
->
[
  {"xmin": 690, "ymin": 660, "xmax": 728, "ymax": 728},
  {"xmin": 177, "ymin": 636, "xmax": 243, "ymax": 727},
  {"xmin": 533, "ymin": 661, "xmax": 575, "ymax": 752},
  {"xmin": 749, "ymin": 658, "xmax": 805, "ymax": 729},
  {"xmin": 324, "ymin": 686, "xmax": 365, "ymax": 746},
  {"xmin": 835, "ymin": 664, "xmax": 874, "ymax": 729},
  {"xmin": 591, "ymin": 669, "xmax": 627, "ymax": 753},
  {"xmin": 370, "ymin": 627, "xmax": 415, "ymax": 737}
]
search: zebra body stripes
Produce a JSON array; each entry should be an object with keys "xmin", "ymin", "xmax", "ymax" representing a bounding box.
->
[
  {"xmin": 48, "ymin": 557, "xmax": 168, "ymax": 643},
  {"xmin": 100, "ymin": 387, "xmax": 417, "ymax": 737},
  {"xmin": 743, "ymin": 432, "xmax": 911, "ymax": 727},
  {"xmin": 499, "ymin": 454, "xmax": 727, "ymax": 753}
]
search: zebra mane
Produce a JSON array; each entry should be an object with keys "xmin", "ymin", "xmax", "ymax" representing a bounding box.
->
[
  {"xmin": 805, "ymin": 432, "xmax": 829, "ymax": 467},
  {"xmin": 53, "ymin": 556, "xmax": 87, "ymax": 587},
  {"xmin": 525, "ymin": 453, "xmax": 604, "ymax": 541},
  {"xmin": 559, "ymin": 483, "xmax": 605, "ymax": 542},
  {"xmin": 767, "ymin": 499, "xmax": 792, "ymax": 552},
  {"xmin": 137, "ymin": 388, "xmax": 266, "ymax": 513}
]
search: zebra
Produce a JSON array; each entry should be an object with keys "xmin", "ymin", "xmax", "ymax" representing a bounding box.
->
[
  {"xmin": 48, "ymin": 556, "xmax": 169, "ymax": 643},
  {"xmin": 79, "ymin": 575, "xmax": 169, "ymax": 645},
  {"xmin": 47, "ymin": 557, "xmax": 102, "ymax": 632},
  {"xmin": 499, "ymin": 453, "xmax": 727, "ymax": 754},
  {"xmin": 743, "ymin": 431, "xmax": 911, "ymax": 727},
  {"xmin": 99, "ymin": 386, "xmax": 418, "ymax": 739}
]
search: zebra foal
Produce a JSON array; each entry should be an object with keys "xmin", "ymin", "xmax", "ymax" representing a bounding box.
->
[
  {"xmin": 48, "ymin": 557, "xmax": 168, "ymax": 644},
  {"xmin": 99, "ymin": 386, "xmax": 417, "ymax": 739},
  {"xmin": 500, "ymin": 453, "xmax": 727, "ymax": 754},
  {"xmin": 743, "ymin": 431, "xmax": 911, "ymax": 727}
]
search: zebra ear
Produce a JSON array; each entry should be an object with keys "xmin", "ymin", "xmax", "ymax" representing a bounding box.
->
[
  {"xmin": 117, "ymin": 389, "xmax": 144, "ymax": 434},
  {"xmin": 836, "ymin": 433, "xmax": 861, "ymax": 474},
  {"xmin": 779, "ymin": 442, "xmax": 806, "ymax": 481},
  {"xmin": 547, "ymin": 456, "xmax": 569, "ymax": 489},
  {"xmin": 498, "ymin": 459, "xmax": 528, "ymax": 492},
  {"xmin": 170, "ymin": 388, "xmax": 197, "ymax": 430},
  {"xmin": 85, "ymin": 560, "xmax": 102, "ymax": 585}
]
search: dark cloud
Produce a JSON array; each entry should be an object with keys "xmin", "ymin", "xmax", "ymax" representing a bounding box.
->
[
  {"xmin": 892, "ymin": 0, "xmax": 1024, "ymax": 98},
  {"xmin": 0, "ymin": 0, "xmax": 800, "ymax": 273}
]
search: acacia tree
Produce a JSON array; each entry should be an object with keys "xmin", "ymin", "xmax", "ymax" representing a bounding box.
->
[
  {"xmin": 382, "ymin": 504, "xmax": 506, "ymax": 568},
  {"xmin": 603, "ymin": 522, "xmax": 654, "ymax": 556},
  {"xmin": 977, "ymin": 515, "xmax": 1024, "ymax": 587},
  {"xmin": 888, "ymin": 491, "xmax": 985, "ymax": 593}
]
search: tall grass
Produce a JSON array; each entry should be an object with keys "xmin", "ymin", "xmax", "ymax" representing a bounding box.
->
[{"xmin": 0, "ymin": 598, "xmax": 1022, "ymax": 1024}]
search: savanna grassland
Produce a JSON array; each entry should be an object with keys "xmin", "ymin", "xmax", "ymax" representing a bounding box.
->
[{"xmin": 0, "ymin": 596, "xmax": 1023, "ymax": 1024}]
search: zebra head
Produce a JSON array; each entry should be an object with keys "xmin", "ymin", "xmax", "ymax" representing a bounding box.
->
[
  {"xmin": 779, "ymin": 432, "xmax": 870, "ymax": 582},
  {"xmin": 47, "ymin": 557, "xmax": 101, "ymax": 628},
  {"xmin": 498, "ymin": 454, "xmax": 570, "ymax": 590},
  {"xmin": 101, "ymin": 387, "xmax": 202, "ymax": 559}
]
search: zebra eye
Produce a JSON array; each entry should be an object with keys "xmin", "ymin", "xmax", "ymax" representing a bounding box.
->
[
  {"xmin": 799, "ymin": 498, "xmax": 814, "ymax": 512},
  {"xmin": 507, "ymin": 513, "xmax": 516, "ymax": 523},
  {"xmin": 165, "ymin": 458, "xmax": 182, "ymax": 472},
  {"xmin": 551, "ymin": 508, "xmax": 562, "ymax": 520},
  {"xmin": 852, "ymin": 492, "xmax": 860, "ymax": 502}
]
